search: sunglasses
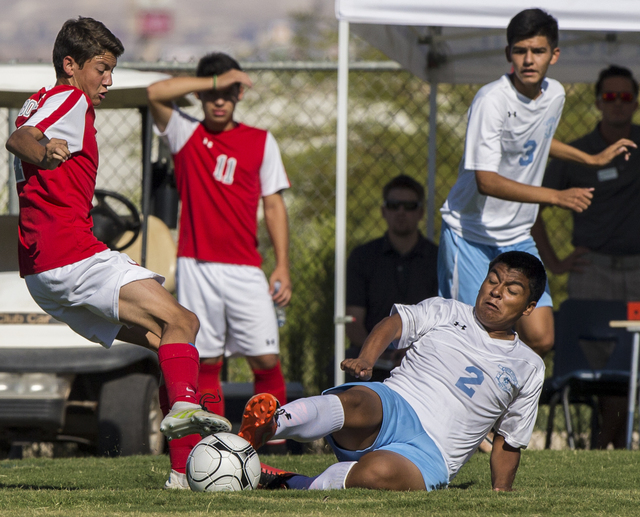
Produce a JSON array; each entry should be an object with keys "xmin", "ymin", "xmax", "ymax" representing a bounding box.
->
[
  {"xmin": 601, "ymin": 91, "xmax": 636, "ymax": 103},
  {"xmin": 384, "ymin": 200, "xmax": 422, "ymax": 211}
]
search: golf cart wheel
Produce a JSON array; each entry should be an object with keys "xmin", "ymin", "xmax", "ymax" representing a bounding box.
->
[{"xmin": 97, "ymin": 373, "xmax": 164, "ymax": 457}]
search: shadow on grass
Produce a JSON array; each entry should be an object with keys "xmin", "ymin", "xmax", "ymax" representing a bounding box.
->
[
  {"xmin": 0, "ymin": 483, "xmax": 80, "ymax": 490},
  {"xmin": 448, "ymin": 481, "xmax": 475, "ymax": 490}
]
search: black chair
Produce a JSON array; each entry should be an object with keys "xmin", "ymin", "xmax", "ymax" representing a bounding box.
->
[{"xmin": 543, "ymin": 299, "xmax": 633, "ymax": 449}]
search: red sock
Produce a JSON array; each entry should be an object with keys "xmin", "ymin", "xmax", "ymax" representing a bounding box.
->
[
  {"xmin": 159, "ymin": 382, "xmax": 200, "ymax": 474},
  {"xmin": 168, "ymin": 434, "xmax": 201, "ymax": 474},
  {"xmin": 199, "ymin": 362, "xmax": 225, "ymax": 416},
  {"xmin": 158, "ymin": 343, "xmax": 199, "ymax": 406},
  {"xmin": 253, "ymin": 361, "xmax": 287, "ymax": 405}
]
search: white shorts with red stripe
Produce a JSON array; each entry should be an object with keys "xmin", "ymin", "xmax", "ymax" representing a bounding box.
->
[
  {"xmin": 25, "ymin": 250, "xmax": 164, "ymax": 348},
  {"xmin": 176, "ymin": 258, "xmax": 279, "ymax": 359}
]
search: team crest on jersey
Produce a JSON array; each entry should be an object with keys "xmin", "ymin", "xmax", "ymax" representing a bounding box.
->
[
  {"xmin": 544, "ymin": 116, "xmax": 558, "ymax": 139},
  {"xmin": 495, "ymin": 365, "xmax": 519, "ymax": 393},
  {"xmin": 18, "ymin": 98, "xmax": 38, "ymax": 119}
]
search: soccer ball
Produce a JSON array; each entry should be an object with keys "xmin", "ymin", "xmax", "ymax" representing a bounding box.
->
[{"xmin": 186, "ymin": 433, "xmax": 261, "ymax": 492}]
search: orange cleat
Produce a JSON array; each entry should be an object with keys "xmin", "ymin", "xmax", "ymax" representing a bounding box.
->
[{"xmin": 238, "ymin": 393, "xmax": 279, "ymax": 450}]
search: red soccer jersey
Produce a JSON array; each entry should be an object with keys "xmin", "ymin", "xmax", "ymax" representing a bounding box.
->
[
  {"xmin": 14, "ymin": 85, "xmax": 107, "ymax": 277},
  {"xmin": 159, "ymin": 109, "xmax": 290, "ymax": 267}
]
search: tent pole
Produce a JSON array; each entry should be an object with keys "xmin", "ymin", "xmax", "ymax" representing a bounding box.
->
[
  {"xmin": 7, "ymin": 109, "xmax": 19, "ymax": 215},
  {"xmin": 140, "ymin": 106, "xmax": 152, "ymax": 268},
  {"xmin": 334, "ymin": 19, "xmax": 350, "ymax": 387},
  {"xmin": 427, "ymin": 81, "xmax": 437, "ymax": 241}
]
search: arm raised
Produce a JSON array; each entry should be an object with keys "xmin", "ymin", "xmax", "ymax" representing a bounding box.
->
[{"xmin": 147, "ymin": 70, "xmax": 253, "ymax": 132}]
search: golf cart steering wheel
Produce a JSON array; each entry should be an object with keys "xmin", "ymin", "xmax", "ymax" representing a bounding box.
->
[{"xmin": 91, "ymin": 189, "xmax": 142, "ymax": 252}]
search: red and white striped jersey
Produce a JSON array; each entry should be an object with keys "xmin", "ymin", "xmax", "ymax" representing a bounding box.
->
[{"xmin": 14, "ymin": 85, "xmax": 107, "ymax": 277}]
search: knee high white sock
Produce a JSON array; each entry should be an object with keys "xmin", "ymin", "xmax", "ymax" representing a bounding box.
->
[
  {"xmin": 274, "ymin": 394, "xmax": 344, "ymax": 442},
  {"xmin": 308, "ymin": 461, "xmax": 357, "ymax": 490}
]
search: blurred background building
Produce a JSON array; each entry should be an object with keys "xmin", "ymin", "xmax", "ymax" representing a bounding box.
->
[{"xmin": 0, "ymin": 0, "xmax": 338, "ymax": 63}]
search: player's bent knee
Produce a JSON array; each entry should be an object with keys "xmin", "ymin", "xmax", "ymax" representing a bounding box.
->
[
  {"xmin": 171, "ymin": 304, "xmax": 200, "ymax": 337},
  {"xmin": 337, "ymin": 386, "xmax": 381, "ymax": 415}
]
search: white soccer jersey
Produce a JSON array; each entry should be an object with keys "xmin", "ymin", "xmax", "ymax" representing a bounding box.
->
[
  {"xmin": 441, "ymin": 74, "xmax": 565, "ymax": 246},
  {"xmin": 384, "ymin": 297, "xmax": 545, "ymax": 480}
]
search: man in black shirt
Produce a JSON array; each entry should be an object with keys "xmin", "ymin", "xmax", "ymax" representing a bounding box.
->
[
  {"xmin": 346, "ymin": 175, "xmax": 438, "ymax": 380},
  {"xmin": 533, "ymin": 65, "xmax": 640, "ymax": 301},
  {"xmin": 532, "ymin": 65, "xmax": 640, "ymax": 449}
]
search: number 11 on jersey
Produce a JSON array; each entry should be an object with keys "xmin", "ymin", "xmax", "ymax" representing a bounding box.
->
[{"xmin": 213, "ymin": 154, "xmax": 237, "ymax": 185}]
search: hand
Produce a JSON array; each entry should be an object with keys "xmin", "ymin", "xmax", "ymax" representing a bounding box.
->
[
  {"xmin": 340, "ymin": 357, "xmax": 374, "ymax": 380},
  {"xmin": 269, "ymin": 268, "xmax": 291, "ymax": 307},
  {"xmin": 548, "ymin": 246, "xmax": 590, "ymax": 275},
  {"xmin": 553, "ymin": 187, "xmax": 593, "ymax": 212},
  {"xmin": 590, "ymin": 138, "xmax": 637, "ymax": 166},
  {"xmin": 41, "ymin": 138, "xmax": 70, "ymax": 170},
  {"xmin": 216, "ymin": 69, "xmax": 253, "ymax": 91}
]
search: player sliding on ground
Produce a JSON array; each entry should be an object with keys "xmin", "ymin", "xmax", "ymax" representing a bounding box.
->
[
  {"xmin": 238, "ymin": 251, "xmax": 547, "ymax": 491},
  {"xmin": 5, "ymin": 17, "xmax": 230, "ymax": 485}
]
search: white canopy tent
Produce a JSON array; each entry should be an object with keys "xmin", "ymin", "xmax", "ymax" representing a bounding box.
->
[{"xmin": 332, "ymin": 1, "xmax": 640, "ymax": 446}]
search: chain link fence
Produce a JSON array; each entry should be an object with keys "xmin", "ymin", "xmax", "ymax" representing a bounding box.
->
[{"xmin": 0, "ymin": 63, "xmax": 631, "ymax": 397}]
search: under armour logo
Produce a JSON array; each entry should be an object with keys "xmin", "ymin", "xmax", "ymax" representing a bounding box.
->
[
  {"xmin": 508, "ymin": 111, "xmax": 516, "ymax": 117},
  {"xmin": 453, "ymin": 321, "xmax": 467, "ymax": 330},
  {"xmin": 266, "ymin": 338, "xmax": 276, "ymax": 346}
]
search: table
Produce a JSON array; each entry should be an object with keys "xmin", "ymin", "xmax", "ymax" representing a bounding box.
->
[{"xmin": 609, "ymin": 320, "xmax": 640, "ymax": 450}]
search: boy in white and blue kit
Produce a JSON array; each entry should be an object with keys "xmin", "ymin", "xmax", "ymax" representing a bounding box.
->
[
  {"xmin": 438, "ymin": 8, "xmax": 635, "ymax": 357},
  {"xmin": 239, "ymin": 251, "xmax": 548, "ymax": 491}
]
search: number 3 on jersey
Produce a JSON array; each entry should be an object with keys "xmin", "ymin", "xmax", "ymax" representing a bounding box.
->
[
  {"xmin": 519, "ymin": 140, "xmax": 537, "ymax": 166},
  {"xmin": 213, "ymin": 155, "xmax": 237, "ymax": 185},
  {"xmin": 455, "ymin": 366, "xmax": 484, "ymax": 398}
]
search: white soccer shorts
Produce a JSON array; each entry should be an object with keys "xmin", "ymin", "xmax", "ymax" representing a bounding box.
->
[
  {"xmin": 25, "ymin": 249, "xmax": 164, "ymax": 348},
  {"xmin": 176, "ymin": 258, "xmax": 279, "ymax": 359}
]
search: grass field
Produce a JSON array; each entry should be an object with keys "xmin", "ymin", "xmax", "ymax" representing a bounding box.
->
[{"xmin": 1, "ymin": 450, "xmax": 640, "ymax": 516}]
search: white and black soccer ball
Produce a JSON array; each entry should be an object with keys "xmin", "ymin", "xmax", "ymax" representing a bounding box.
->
[{"xmin": 186, "ymin": 432, "xmax": 261, "ymax": 492}]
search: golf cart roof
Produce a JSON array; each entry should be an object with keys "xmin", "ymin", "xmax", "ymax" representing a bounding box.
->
[{"xmin": 0, "ymin": 64, "xmax": 171, "ymax": 109}]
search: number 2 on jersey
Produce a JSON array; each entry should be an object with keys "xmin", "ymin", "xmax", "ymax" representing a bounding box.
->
[
  {"xmin": 519, "ymin": 140, "xmax": 537, "ymax": 166},
  {"xmin": 455, "ymin": 366, "xmax": 484, "ymax": 398},
  {"xmin": 213, "ymin": 154, "xmax": 237, "ymax": 185}
]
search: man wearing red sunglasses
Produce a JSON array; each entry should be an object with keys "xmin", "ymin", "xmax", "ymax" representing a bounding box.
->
[{"xmin": 532, "ymin": 65, "xmax": 640, "ymax": 449}]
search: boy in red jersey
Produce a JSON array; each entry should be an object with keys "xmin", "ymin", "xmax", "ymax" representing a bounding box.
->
[
  {"xmin": 147, "ymin": 53, "xmax": 292, "ymax": 488},
  {"xmin": 5, "ymin": 17, "xmax": 231, "ymax": 488}
]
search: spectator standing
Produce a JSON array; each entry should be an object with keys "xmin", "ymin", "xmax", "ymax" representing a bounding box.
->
[{"xmin": 532, "ymin": 65, "xmax": 640, "ymax": 448}]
